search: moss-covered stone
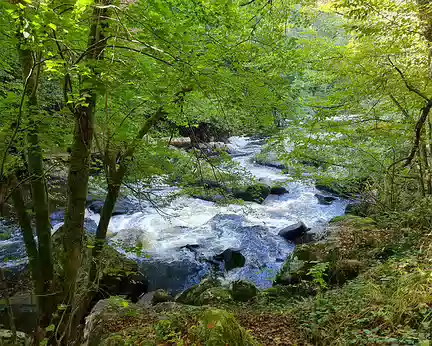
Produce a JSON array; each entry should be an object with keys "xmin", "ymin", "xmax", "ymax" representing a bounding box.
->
[
  {"xmin": 292, "ymin": 243, "xmax": 327, "ymax": 261},
  {"xmin": 83, "ymin": 297, "xmax": 145, "ymax": 346},
  {"xmin": 329, "ymin": 215, "xmax": 376, "ymax": 230},
  {"xmin": 151, "ymin": 289, "xmax": 172, "ymax": 305},
  {"xmin": 274, "ymin": 257, "xmax": 314, "ymax": 286},
  {"xmin": 195, "ymin": 308, "xmax": 258, "ymax": 346},
  {"xmin": 232, "ymin": 183, "xmax": 270, "ymax": 203},
  {"xmin": 175, "ymin": 277, "xmax": 221, "ymax": 305},
  {"xmin": 328, "ymin": 259, "xmax": 364, "ymax": 285},
  {"xmin": 231, "ymin": 280, "xmax": 258, "ymax": 302},
  {"xmin": 270, "ymin": 185, "xmax": 289, "ymax": 195},
  {"xmin": 199, "ymin": 286, "xmax": 233, "ymax": 305}
]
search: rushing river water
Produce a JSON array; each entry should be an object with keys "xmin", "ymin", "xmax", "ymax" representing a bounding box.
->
[{"xmin": 0, "ymin": 137, "xmax": 348, "ymax": 293}]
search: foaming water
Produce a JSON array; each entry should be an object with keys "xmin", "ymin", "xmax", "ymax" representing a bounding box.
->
[
  {"xmin": 0, "ymin": 137, "xmax": 348, "ymax": 292},
  {"xmin": 96, "ymin": 137, "xmax": 348, "ymax": 291}
]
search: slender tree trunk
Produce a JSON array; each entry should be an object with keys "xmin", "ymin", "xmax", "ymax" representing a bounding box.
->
[
  {"xmin": 59, "ymin": 2, "xmax": 111, "ymax": 340},
  {"xmin": 17, "ymin": 39, "xmax": 54, "ymax": 324},
  {"xmin": 89, "ymin": 107, "xmax": 167, "ymax": 284},
  {"xmin": 9, "ymin": 175, "xmax": 40, "ymax": 290}
]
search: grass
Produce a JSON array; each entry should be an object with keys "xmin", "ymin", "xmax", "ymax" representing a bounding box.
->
[{"xmin": 287, "ymin": 226, "xmax": 432, "ymax": 345}]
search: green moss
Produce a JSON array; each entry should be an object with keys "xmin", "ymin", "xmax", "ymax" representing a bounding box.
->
[
  {"xmin": 231, "ymin": 280, "xmax": 258, "ymax": 302},
  {"xmin": 330, "ymin": 215, "xmax": 376, "ymax": 230},
  {"xmin": 274, "ymin": 257, "xmax": 314, "ymax": 286},
  {"xmin": 194, "ymin": 308, "xmax": 258, "ymax": 346},
  {"xmin": 101, "ymin": 326, "xmax": 156, "ymax": 346},
  {"xmin": 199, "ymin": 286, "xmax": 233, "ymax": 305},
  {"xmin": 175, "ymin": 277, "xmax": 221, "ymax": 305},
  {"xmin": 232, "ymin": 183, "xmax": 270, "ymax": 203}
]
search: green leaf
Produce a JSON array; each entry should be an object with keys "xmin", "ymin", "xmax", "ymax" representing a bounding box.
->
[
  {"xmin": 47, "ymin": 23, "xmax": 57, "ymax": 31},
  {"xmin": 45, "ymin": 324, "xmax": 55, "ymax": 332}
]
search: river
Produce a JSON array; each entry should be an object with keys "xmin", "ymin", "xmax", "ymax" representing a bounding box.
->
[{"xmin": 0, "ymin": 136, "xmax": 348, "ymax": 293}]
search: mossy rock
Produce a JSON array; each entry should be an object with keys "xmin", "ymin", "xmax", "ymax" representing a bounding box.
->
[
  {"xmin": 315, "ymin": 178, "xmax": 366, "ymax": 197},
  {"xmin": 274, "ymin": 257, "xmax": 314, "ymax": 286},
  {"xmin": 176, "ymin": 277, "xmax": 221, "ymax": 305},
  {"xmin": 100, "ymin": 326, "xmax": 156, "ymax": 346},
  {"xmin": 328, "ymin": 259, "xmax": 365, "ymax": 285},
  {"xmin": 194, "ymin": 308, "xmax": 258, "ymax": 346},
  {"xmin": 231, "ymin": 280, "xmax": 258, "ymax": 302},
  {"xmin": 151, "ymin": 289, "xmax": 172, "ymax": 305},
  {"xmin": 198, "ymin": 286, "xmax": 233, "ymax": 305},
  {"xmin": 232, "ymin": 183, "xmax": 270, "ymax": 203},
  {"xmin": 84, "ymin": 297, "xmax": 145, "ymax": 346},
  {"xmin": 292, "ymin": 243, "xmax": 328, "ymax": 262},
  {"xmin": 270, "ymin": 185, "xmax": 288, "ymax": 195},
  {"xmin": 330, "ymin": 215, "xmax": 376, "ymax": 231}
]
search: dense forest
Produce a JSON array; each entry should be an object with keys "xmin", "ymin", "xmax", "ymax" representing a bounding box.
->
[{"xmin": 1, "ymin": 0, "xmax": 432, "ymax": 345}]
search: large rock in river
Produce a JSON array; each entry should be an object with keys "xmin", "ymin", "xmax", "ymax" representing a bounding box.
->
[
  {"xmin": 278, "ymin": 222, "xmax": 310, "ymax": 242},
  {"xmin": 232, "ymin": 183, "xmax": 270, "ymax": 203},
  {"xmin": 214, "ymin": 248, "xmax": 246, "ymax": 271},
  {"xmin": 315, "ymin": 193, "xmax": 337, "ymax": 205}
]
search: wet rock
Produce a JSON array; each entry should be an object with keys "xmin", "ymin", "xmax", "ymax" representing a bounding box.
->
[
  {"xmin": 193, "ymin": 194, "xmax": 225, "ymax": 203},
  {"xmin": 181, "ymin": 244, "xmax": 200, "ymax": 252},
  {"xmin": 99, "ymin": 272, "xmax": 148, "ymax": 303},
  {"xmin": 231, "ymin": 280, "xmax": 258, "ymax": 302},
  {"xmin": 87, "ymin": 198, "xmax": 136, "ymax": 216},
  {"xmin": 232, "ymin": 183, "xmax": 270, "ymax": 203},
  {"xmin": 278, "ymin": 222, "xmax": 310, "ymax": 242},
  {"xmin": 293, "ymin": 232, "xmax": 316, "ymax": 245},
  {"xmin": 254, "ymin": 151, "xmax": 286, "ymax": 170},
  {"xmin": 270, "ymin": 186, "xmax": 289, "ymax": 195},
  {"xmin": 214, "ymin": 248, "xmax": 246, "ymax": 271},
  {"xmin": 141, "ymin": 256, "xmax": 210, "ymax": 293},
  {"xmin": 315, "ymin": 194, "xmax": 337, "ymax": 205},
  {"xmin": 345, "ymin": 202, "xmax": 359, "ymax": 214}
]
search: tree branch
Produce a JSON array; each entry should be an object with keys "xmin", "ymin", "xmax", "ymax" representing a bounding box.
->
[
  {"xmin": 404, "ymin": 100, "xmax": 432, "ymax": 167},
  {"xmin": 388, "ymin": 56, "xmax": 431, "ymax": 101}
]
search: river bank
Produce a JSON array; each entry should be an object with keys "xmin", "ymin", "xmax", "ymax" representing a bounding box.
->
[{"xmin": 80, "ymin": 212, "xmax": 432, "ymax": 346}]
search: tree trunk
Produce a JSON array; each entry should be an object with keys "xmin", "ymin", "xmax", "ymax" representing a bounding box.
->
[
  {"xmin": 90, "ymin": 107, "xmax": 167, "ymax": 276},
  {"xmin": 9, "ymin": 175, "xmax": 40, "ymax": 292},
  {"xmin": 59, "ymin": 1, "xmax": 111, "ymax": 339},
  {"xmin": 18, "ymin": 40, "xmax": 54, "ymax": 324}
]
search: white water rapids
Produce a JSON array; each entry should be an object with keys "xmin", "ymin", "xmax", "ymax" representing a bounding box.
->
[
  {"xmin": 87, "ymin": 137, "xmax": 348, "ymax": 291},
  {"xmin": 0, "ymin": 137, "xmax": 348, "ymax": 292}
]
